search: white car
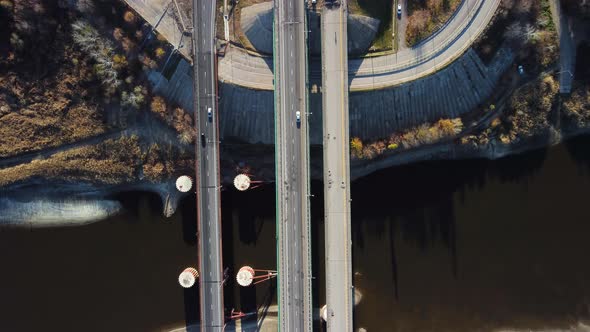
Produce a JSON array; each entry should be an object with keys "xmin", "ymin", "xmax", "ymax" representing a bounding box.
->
[
  {"xmin": 296, "ymin": 111, "xmax": 301, "ymax": 127},
  {"xmin": 397, "ymin": 4, "xmax": 402, "ymax": 17}
]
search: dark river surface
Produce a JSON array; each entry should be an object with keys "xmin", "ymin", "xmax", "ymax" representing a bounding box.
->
[{"xmin": 2, "ymin": 136, "xmax": 590, "ymax": 331}]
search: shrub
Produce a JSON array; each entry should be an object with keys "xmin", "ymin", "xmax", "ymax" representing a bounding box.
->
[
  {"xmin": 351, "ymin": 137, "xmax": 363, "ymax": 158},
  {"xmin": 121, "ymin": 37, "xmax": 136, "ymax": 54},
  {"xmin": 150, "ymin": 96, "xmax": 167, "ymax": 119},
  {"xmin": 0, "ymin": 0, "xmax": 13, "ymax": 10},
  {"xmin": 139, "ymin": 54, "xmax": 157, "ymax": 70},
  {"xmin": 113, "ymin": 27, "xmax": 124, "ymax": 41},
  {"xmin": 112, "ymin": 54, "xmax": 127, "ymax": 70},
  {"xmin": 155, "ymin": 47, "xmax": 166, "ymax": 59},
  {"xmin": 121, "ymin": 85, "xmax": 146, "ymax": 109},
  {"xmin": 123, "ymin": 11, "xmax": 135, "ymax": 23}
]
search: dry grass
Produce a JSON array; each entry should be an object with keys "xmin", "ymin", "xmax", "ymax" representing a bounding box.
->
[
  {"xmin": 563, "ymin": 85, "xmax": 590, "ymax": 128},
  {"xmin": 0, "ymin": 56, "xmax": 108, "ymax": 158},
  {"xmin": 0, "ymin": 136, "xmax": 142, "ymax": 187}
]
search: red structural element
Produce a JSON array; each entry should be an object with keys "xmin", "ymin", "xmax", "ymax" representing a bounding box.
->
[
  {"xmin": 236, "ymin": 266, "xmax": 277, "ymax": 286},
  {"xmin": 229, "ymin": 309, "xmax": 247, "ymax": 320},
  {"xmin": 250, "ymin": 268, "xmax": 277, "ymax": 285}
]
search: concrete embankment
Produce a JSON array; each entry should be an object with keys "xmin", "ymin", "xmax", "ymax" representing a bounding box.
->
[{"xmin": 152, "ymin": 46, "xmax": 512, "ymax": 145}]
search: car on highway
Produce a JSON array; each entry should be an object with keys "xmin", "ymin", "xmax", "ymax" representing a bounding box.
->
[
  {"xmin": 397, "ymin": 4, "xmax": 402, "ymax": 18},
  {"xmin": 296, "ymin": 111, "xmax": 301, "ymax": 128},
  {"xmin": 201, "ymin": 133, "xmax": 206, "ymax": 147},
  {"xmin": 207, "ymin": 107, "xmax": 212, "ymax": 122}
]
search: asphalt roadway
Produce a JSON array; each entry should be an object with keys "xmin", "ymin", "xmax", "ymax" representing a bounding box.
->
[
  {"xmin": 217, "ymin": 0, "xmax": 501, "ymax": 91},
  {"xmin": 192, "ymin": 0, "xmax": 224, "ymax": 330},
  {"xmin": 321, "ymin": 3, "xmax": 353, "ymax": 331},
  {"xmin": 274, "ymin": 0, "xmax": 313, "ymax": 330}
]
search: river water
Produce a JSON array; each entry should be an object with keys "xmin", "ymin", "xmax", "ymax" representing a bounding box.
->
[{"xmin": 1, "ymin": 137, "xmax": 590, "ymax": 331}]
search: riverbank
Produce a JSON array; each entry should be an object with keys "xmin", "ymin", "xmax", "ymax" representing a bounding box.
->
[
  {"xmin": 3, "ymin": 120, "xmax": 588, "ymax": 228},
  {"xmin": 0, "ymin": 179, "xmax": 189, "ymax": 227}
]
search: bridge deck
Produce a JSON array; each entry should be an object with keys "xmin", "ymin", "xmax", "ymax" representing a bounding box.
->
[
  {"xmin": 321, "ymin": 2, "xmax": 353, "ymax": 331},
  {"xmin": 274, "ymin": 0, "xmax": 313, "ymax": 330},
  {"xmin": 192, "ymin": 0, "xmax": 224, "ymax": 330}
]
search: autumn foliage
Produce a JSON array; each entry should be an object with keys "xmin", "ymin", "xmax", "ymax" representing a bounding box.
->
[{"xmin": 351, "ymin": 118, "xmax": 464, "ymax": 159}]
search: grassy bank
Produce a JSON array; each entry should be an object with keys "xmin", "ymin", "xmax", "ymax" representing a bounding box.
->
[
  {"xmin": 0, "ymin": 135, "xmax": 194, "ymax": 187},
  {"xmin": 348, "ymin": 0, "xmax": 393, "ymax": 51}
]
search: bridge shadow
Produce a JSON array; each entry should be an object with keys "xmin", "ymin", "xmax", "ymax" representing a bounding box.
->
[
  {"xmin": 565, "ymin": 134, "xmax": 590, "ymax": 173},
  {"xmin": 184, "ymin": 284, "xmax": 200, "ymax": 328},
  {"xmin": 179, "ymin": 194, "xmax": 197, "ymax": 246},
  {"xmin": 351, "ymin": 146, "xmax": 547, "ymax": 299}
]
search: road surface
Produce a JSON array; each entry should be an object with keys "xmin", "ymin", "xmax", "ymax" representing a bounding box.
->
[
  {"xmin": 321, "ymin": 2, "xmax": 353, "ymax": 331},
  {"xmin": 274, "ymin": 0, "xmax": 313, "ymax": 330},
  {"xmin": 218, "ymin": 0, "xmax": 500, "ymax": 90},
  {"xmin": 192, "ymin": 0, "xmax": 224, "ymax": 330}
]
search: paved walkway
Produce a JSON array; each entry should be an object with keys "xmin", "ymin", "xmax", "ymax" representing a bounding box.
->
[{"xmin": 219, "ymin": 0, "xmax": 501, "ymax": 90}]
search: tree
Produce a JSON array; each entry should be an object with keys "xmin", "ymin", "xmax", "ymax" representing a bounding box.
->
[
  {"xmin": 112, "ymin": 54, "xmax": 127, "ymax": 70},
  {"xmin": 121, "ymin": 86, "xmax": 146, "ymax": 109},
  {"xmin": 178, "ymin": 130, "xmax": 195, "ymax": 145},
  {"xmin": 72, "ymin": 20, "xmax": 122, "ymax": 93}
]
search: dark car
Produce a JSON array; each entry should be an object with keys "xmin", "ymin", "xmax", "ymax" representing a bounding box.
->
[{"xmin": 201, "ymin": 133, "xmax": 206, "ymax": 147}]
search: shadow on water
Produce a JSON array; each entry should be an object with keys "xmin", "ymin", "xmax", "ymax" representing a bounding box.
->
[
  {"xmin": 350, "ymin": 138, "xmax": 590, "ymax": 331},
  {"xmin": 184, "ymin": 284, "xmax": 200, "ymax": 327},
  {"xmin": 565, "ymin": 134, "xmax": 590, "ymax": 174},
  {"xmin": 350, "ymin": 146, "xmax": 548, "ymax": 313},
  {"xmin": 220, "ymin": 185, "xmax": 277, "ymax": 323},
  {"xmin": 112, "ymin": 192, "xmax": 201, "ymax": 328},
  {"xmin": 111, "ymin": 190, "xmax": 163, "ymax": 219},
  {"xmin": 352, "ymin": 146, "xmax": 548, "ymax": 249},
  {"xmin": 179, "ymin": 194, "xmax": 198, "ymax": 246},
  {"xmin": 224, "ymin": 186, "xmax": 276, "ymax": 245}
]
